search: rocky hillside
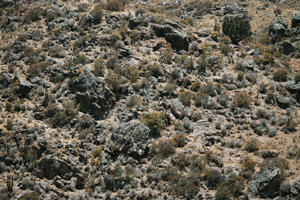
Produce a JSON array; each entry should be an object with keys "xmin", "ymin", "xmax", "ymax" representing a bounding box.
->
[{"xmin": 0, "ymin": 0, "xmax": 300, "ymax": 199}]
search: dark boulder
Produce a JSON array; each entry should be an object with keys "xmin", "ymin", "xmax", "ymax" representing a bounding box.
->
[
  {"xmin": 292, "ymin": 11, "xmax": 300, "ymax": 28},
  {"xmin": 248, "ymin": 167, "xmax": 282, "ymax": 198},
  {"xmin": 36, "ymin": 156, "xmax": 74, "ymax": 179},
  {"xmin": 69, "ymin": 66, "xmax": 114, "ymax": 120},
  {"xmin": 268, "ymin": 17, "xmax": 288, "ymax": 43},
  {"xmin": 278, "ymin": 41, "xmax": 295, "ymax": 55},
  {"xmin": 151, "ymin": 24, "xmax": 189, "ymax": 51},
  {"xmin": 17, "ymin": 78, "xmax": 32, "ymax": 98},
  {"xmin": 110, "ymin": 120, "xmax": 151, "ymax": 160}
]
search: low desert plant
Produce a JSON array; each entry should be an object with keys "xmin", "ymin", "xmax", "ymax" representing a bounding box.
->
[
  {"xmin": 149, "ymin": 64, "xmax": 163, "ymax": 78},
  {"xmin": 93, "ymin": 58, "xmax": 105, "ymax": 77},
  {"xmin": 232, "ymin": 92, "xmax": 251, "ymax": 108},
  {"xmin": 19, "ymin": 192, "xmax": 40, "ymax": 200},
  {"xmin": 245, "ymin": 139, "xmax": 259, "ymax": 152},
  {"xmin": 105, "ymin": 0, "xmax": 124, "ymax": 11},
  {"xmin": 123, "ymin": 65, "xmax": 139, "ymax": 82},
  {"xmin": 149, "ymin": 139, "xmax": 175, "ymax": 159},
  {"xmin": 179, "ymin": 90, "xmax": 192, "ymax": 107},
  {"xmin": 204, "ymin": 168, "xmax": 222, "ymax": 188},
  {"xmin": 90, "ymin": 6, "xmax": 103, "ymax": 24},
  {"xmin": 215, "ymin": 175, "xmax": 245, "ymax": 200},
  {"xmin": 172, "ymin": 134, "xmax": 187, "ymax": 148},
  {"xmin": 141, "ymin": 112, "xmax": 165, "ymax": 137}
]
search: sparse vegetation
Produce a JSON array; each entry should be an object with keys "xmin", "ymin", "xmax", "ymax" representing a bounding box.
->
[
  {"xmin": 149, "ymin": 139, "xmax": 175, "ymax": 159},
  {"xmin": 232, "ymin": 92, "xmax": 251, "ymax": 108},
  {"xmin": 141, "ymin": 112, "xmax": 165, "ymax": 137},
  {"xmin": 245, "ymin": 139, "xmax": 259, "ymax": 152}
]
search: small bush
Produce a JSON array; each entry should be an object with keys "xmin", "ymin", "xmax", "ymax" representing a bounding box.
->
[
  {"xmin": 164, "ymin": 82, "xmax": 176, "ymax": 96},
  {"xmin": 5, "ymin": 119, "xmax": 14, "ymax": 130},
  {"xmin": 273, "ymin": 69, "xmax": 288, "ymax": 82},
  {"xmin": 160, "ymin": 47, "xmax": 173, "ymax": 64},
  {"xmin": 90, "ymin": 6, "xmax": 103, "ymax": 24},
  {"xmin": 126, "ymin": 94, "xmax": 141, "ymax": 108},
  {"xmin": 24, "ymin": 7, "xmax": 42, "ymax": 23},
  {"xmin": 141, "ymin": 112, "xmax": 165, "ymax": 137},
  {"xmin": 78, "ymin": 3, "xmax": 89, "ymax": 12},
  {"xmin": 49, "ymin": 102, "xmax": 78, "ymax": 128},
  {"xmin": 245, "ymin": 139, "xmax": 259, "ymax": 152},
  {"xmin": 123, "ymin": 65, "xmax": 139, "ymax": 82},
  {"xmin": 241, "ymin": 157, "xmax": 256, "ymax": 179},
  {"xmin": 232, "ymin": 92, "xmax": 251, "ymax": 108},
  {"xmin": 149, "ymin": 64, "xmax": 163, "ymax": 78},
  {"xmin": 172, "ymin": 134, "xmax": 187, "ymax": 148},
  {"xmin": 190, "ymin": 81, "xmax": 201, "ymax": 92},
  {"xmin": 105, "ymin": 0, "xmax": 124, "ymax": 11},
  {"xmin": 19, "ymin": 192, "xmax": 40, "ymax": 200},
  {"xmin": 204, "ymin": 168, "xmax": 222, "ymax": 188},
  {"xmin": 93, "ymin": 58, "xmax": 105, "ymax": 77},
  {"xmin": 91, "ymin": 147, "xmax": 103, "ymax": 165},
  {"xmin": 219, "ymin": 36, "xmax": 232, "ymax": 56},
  {"xmin": 106, "ymin": 73, "xmax": 124, "ymax": 94},
  {"xmin": 179, "ymin": 91, "xmax": 192, "ymax": 107},
  {"xmin": 149, "ymin": 139, "xmax": 175, "ymax": 159},
  {"xmin": 74, "ymin": 54, "xmax": 88, "ymax": 65},
  {"xmin": 215, "ymin": 176, "xmax": 245, "ymax": 200}
]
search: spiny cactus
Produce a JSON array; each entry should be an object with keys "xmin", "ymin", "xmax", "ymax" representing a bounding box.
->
[{"xmin": 222, "ymin": 14, "xmax": 251, "ymax": 44}]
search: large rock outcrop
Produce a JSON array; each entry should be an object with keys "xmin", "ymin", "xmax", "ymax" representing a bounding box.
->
[{"xmin": 69, "ymin": 65, "xmax": 114, "ymax": 120}]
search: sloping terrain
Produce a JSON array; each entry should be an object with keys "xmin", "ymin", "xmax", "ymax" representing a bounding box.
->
[{"xmin": 0, "ymin": 0, "xmax": 300, "ymax": 199}]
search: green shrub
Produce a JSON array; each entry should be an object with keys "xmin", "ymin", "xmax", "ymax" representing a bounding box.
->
[
  {"xmin": 273, "ymin": 69, "xmax": 288, "ymax": 82},
  {"xmin": 149, "ymin": 139, "xmax": 175, "ymax": 159},
  {"xmin": 222, "ymin": 14, "xmax": 251, "ymax": 44},
  {"xmin": 141, "ymin": 112, "xmax": 165, "ymax": 137},
  {"xmin": 232, "ymin": 92, "xmax": 251, "ymax": 108},
  {"xmin": 245, "ymin": 139, "xmax": 259, "ymax": 152}
]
